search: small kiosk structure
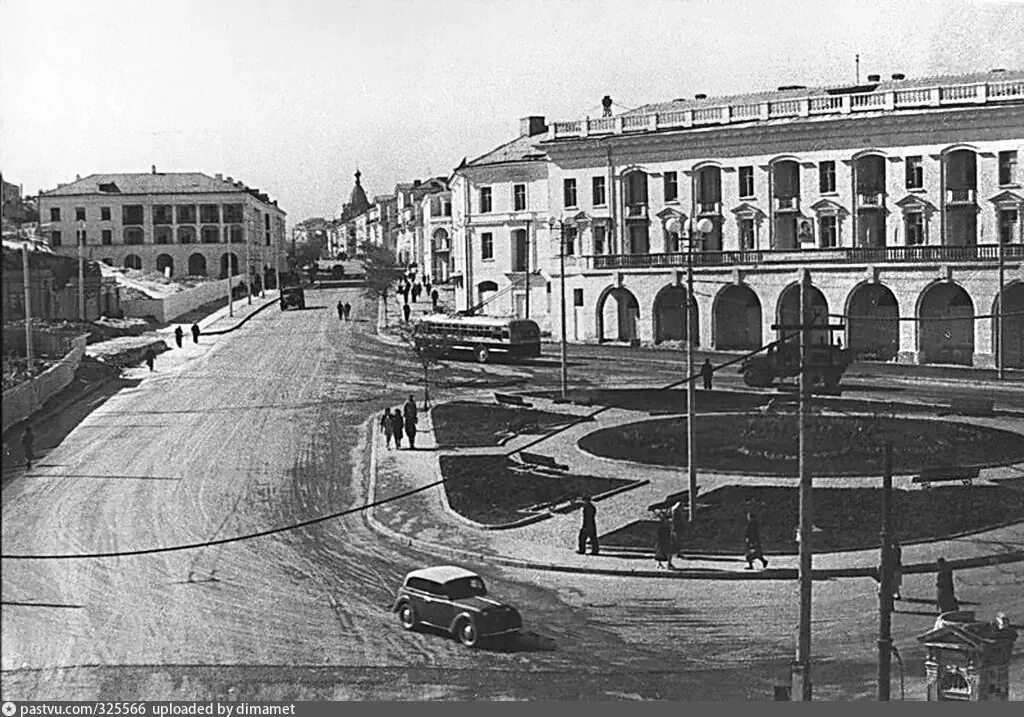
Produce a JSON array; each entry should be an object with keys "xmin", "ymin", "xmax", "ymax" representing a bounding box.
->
[{"xmin": 917, "ymin": 611, "xmax": 1017, "ymax": 701}]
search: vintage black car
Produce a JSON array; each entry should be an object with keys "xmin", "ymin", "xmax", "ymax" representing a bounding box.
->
[
  {"xmin": 279, "ymin": 286, "xmax": 305, "ymax": 310},
  {"xmin": 392, "ymin": 565, "xmax": 522, "ymax": 647}
]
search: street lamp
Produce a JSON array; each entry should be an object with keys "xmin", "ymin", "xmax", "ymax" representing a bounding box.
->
[
  {"xmin": 548, "ymin": 217, "xmax": 568, "ymax": 398},
  {"xmin": 77, "ymin": 219, "xmax": 86, "ymax": 320},
  {"xmin": 663, "ymin": 214, "xmax": 713, "ymax": 521}
]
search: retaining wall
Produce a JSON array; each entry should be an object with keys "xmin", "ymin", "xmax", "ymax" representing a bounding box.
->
[
  {"xmin": 121, "ymin": 277, "xmax": 238, "ymax": 323},
  {"xmin": 2, "ymin": 338, "xmax": 88, "ymax": 431}
]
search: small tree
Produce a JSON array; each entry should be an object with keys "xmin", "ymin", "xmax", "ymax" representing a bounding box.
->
[
  {"xmin": 399, "ymin": 322, "xmax": 451, "ymax": 409},
  {"xmin": 361, "ymin": 241, "xmax": 400, "ymax": 326}
]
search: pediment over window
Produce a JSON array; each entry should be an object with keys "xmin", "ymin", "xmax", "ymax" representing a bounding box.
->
[
  {"xmin": 895, "ymin": 194, "xmax": 937, "ymax": 212},
  {"xmin": 655, "ymin": 207, "xmax": 687, "ymax": 222},
  {"xmin": 570, "ymin": 210, "xmax": 591, "ymax": 224},
  {"xmin": 809, "ymin": 199, "xmax": 848, "ymax": 216},
  {"xmin": 730, "ymin": 202, "xmax": 764, "ymax": 218},
  {"xmin": 988, "ymin": 190, "xmax": 1024, "ymax": 207}
]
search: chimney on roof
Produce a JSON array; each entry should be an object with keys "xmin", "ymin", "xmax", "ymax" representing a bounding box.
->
[
  {"xmin": 215, "ymin": 173, "xmax": 223, "ymax": 180},
  {"xmin": 891, "ymin": 73, "xmax": 906, "ymax": 81},
  {"xmin": 602, "ymin": 96, "xmax": 613, "ymax": 117},
  {"xmin": 867, "ymin": 74, "xmax": 881, "ymax": 82},
  {"xmin": 519, "ymin": 116, "xmax": 548, "ymax": 136},
  {"xmin": 151, "ymin": 165, "xmax": 156, "ymax": 174},
  {"xmin": 694, "ymin": 93, "xmax": 708, "ymax": 100},
  {"xmin": 75, "ymin": 174, "xmax": 81, "ymax": 181}
]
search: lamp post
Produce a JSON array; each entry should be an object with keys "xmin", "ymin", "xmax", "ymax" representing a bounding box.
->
[
  {"xmin": 227, "ymin": 221, "xmax": 234, "ymax": 317},
  {"xmin": 22, "ymin": 239, "xmax": 34, "ymax": 365},
  {"xmin": 548, "ymin": 217, "xmax": 568, "ymax": 398},
  {"xmin": 77, "ymin": 220, "xmax": 86, "ymax": 320},
  {"xmin": 664, "ymin": 214, "xmax": 713, "ymax": 521}
]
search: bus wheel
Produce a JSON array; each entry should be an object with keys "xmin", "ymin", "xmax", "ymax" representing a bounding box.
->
[{"xmin": 475, "ymin": 346, "xmax": 490, "ymax": 364}]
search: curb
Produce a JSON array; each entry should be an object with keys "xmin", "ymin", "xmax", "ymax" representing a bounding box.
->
[{"xmin": 201, "ymin": 294, "xmax": 280, "ymax": 336}]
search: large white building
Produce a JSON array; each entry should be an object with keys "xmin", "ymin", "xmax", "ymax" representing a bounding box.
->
[
  {"xmin": 38, "ymin": 169, "xmax": 287, "ymax": 283},
  {"xmin": 452, "ymin": 70, "xmax": 1024, "ymax": 369}
]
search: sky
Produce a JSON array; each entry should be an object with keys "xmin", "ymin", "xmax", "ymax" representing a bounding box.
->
[{"xmin": 2, "ymin": 0, "xmax": 1023, "ymax": 224}]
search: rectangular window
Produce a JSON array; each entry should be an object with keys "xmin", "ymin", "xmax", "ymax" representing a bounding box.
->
[
  {"xmin": 176, "ymin": 205, "xmax": 196, "ymax": 224},
  {"xmin": 481, "ymin": 231, "xmax": 493, "ymax": 260},
  {"xmin": 819, "ymin": 215, "xmax": 838, "ymax": 247},
  {"xmin": 513, "ymin": 184, "xmax": 527, "ymax": 211},
  {"xmin": 51, "ymin": 230, "xmax": 62, "ymax": 246},
  {"xmin": 664, "ymin": 171, "xmax": 678, "ymax": 202},
  {"xmin": 100, "ymin": 206, "xmax": 111, "ymax": 221},
  {"xmin": 75, "ymin": 206, "xmax": 86, "ymax": 221},
  {"xmin": 563, "ymin": 178, "xmax": 577, "ymax": 208},
  {"xmin": 101, "ymin": 229, "xmax": 112, "ymax": 245},
  {"xmin": 739, "ymin": 166, "xmax": 755, "ymax": 198},
  {"xmin": 564, "ymin": 225, "xmax": 577, "ymax": 255},
  {"xmin": 818, "ymin": 161, "xmax": 836, "ymax": 194},
  {"xmin": 1000, "ymin": 209, "xmax": 1019, "ymax": 243},
  {"xmin": 153, "ymin": 205, "xmax": 173, "ymax": 224},
  {"xmin": 264, "ymin": 213, "xmax": 270, "ymax": 229},
  {"xmin": 223, "ymin": 204, "xmax": 244, "ymax": 223},
  {"xmin": 479, "ymin": 187, "xmax": 492, "ymax": 213},
  {"xmin": 200, "ymin": 204, "xmax": 220, "ymax": 223},
  {"xmin": 77, "ymin": 229, "xmax": 87, "ymax": 245},
  {"xmin": 738, "ymin": 218, "xmax": 754, "ymax": 250},
  {"xmin": 592, "ymin": 176, "xmax": 606, "ymax": 206},
  {"xmin": 122, "ymin": 205, "xmax": 144, "ymax": 225},
  {"xmin": 592, "ymin": 224, "xmax": 606, "ymax": 254},
  {"xmin": 50, "ymin": 207, "xmax": 61, "ymax": 222},
  {"xmin": 905, "ymin": 212, "xmax": 925, "ymax": 245},
  {"xmin": 999, "ymin": 150, "xmax": 1018, "ymax": 186},
  {"xmin": 905, "ymin": 156, "xmax": 924, "ymax": 190},
  {"xmin": 573, "ymin": 288, "xmax": 584, "ymax": 307}
]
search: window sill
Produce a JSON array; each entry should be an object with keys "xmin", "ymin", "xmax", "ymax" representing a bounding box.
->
[
  {"xmin": 819, "ymin": 192, "xmax": 839, "ymax": 198},
  {"xmin": 998, "ymin": 183, "xmax": 1021, "ymax": 190},
  {"xmin": 664, "ymin": 199, "xmax": 679, "ymax": 205},
  {"xmin": 906, "ymin": 187, "xmax": 927, "ymax": 193},
  {"xmin": 738, "ymin": 195, "xmax": 757, "ymax": 201}
]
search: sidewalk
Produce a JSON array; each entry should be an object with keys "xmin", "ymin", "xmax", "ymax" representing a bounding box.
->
[{"xmin": 366, "ymin": 393, "xmax": 1024, "ymax": 580}]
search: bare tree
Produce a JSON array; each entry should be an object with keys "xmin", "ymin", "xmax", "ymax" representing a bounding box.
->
[
  {"xmin": 399, "ymin": 321, "xmax": 451, "ymax": 409},
  {"xmin": 360, "ymin": 241, "xmax": 400, "ymax": 326}
]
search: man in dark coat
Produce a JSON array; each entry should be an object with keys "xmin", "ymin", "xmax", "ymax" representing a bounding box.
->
[
  {"xmin": 403, "ymin": 303, "xmax": 411, "ymax": 323},
  {"xmin": 744, "ymin": 511, "xmax": 769, "ymax": 569},
  {"xmin": 577, "ymin": 496, "xmax": 599, "ymax": 555},
  {"xmin": 144, "ymin": 348, "xmax": 156, "ymax": 371},
  {"xmin": 337, "ymin": 301, "xmax": 344, "ymax": 320},
  {"xmin": 700, "ymin": 359, "xmax": 714, "ymax": 390},
  {"xmin": 431, "ymin": 288, "xmax": 439, "ymax": 311},
  {"xmin": 22, "ymin": 425, "xmax": 35, "ymax": 471},
  {"xmin": 174, "ymin": 326, "xmax": 184, "ymax": 348},
  {"xmin": 936, "ymin": 557, "xmax": 959, "ymax": 613},
  {"xmin": 191, "ymin": 323, "xmax": 201, "ymax": 343},
  {"xmin": 344, "ymin": 302, "xmax": 351, "ymax": 320},
  {"xmin": 390, "ymin": 409, "xmax": 404, "ymax": 449}
]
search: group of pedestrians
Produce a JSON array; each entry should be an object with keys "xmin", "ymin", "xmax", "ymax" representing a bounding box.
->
[
  {"xmin": 381, "ymin": 395, "xmax": 419, "ymax": 450},
  {"xmin": 173, "ymin": 324, "xmax": 201, "ymax": 348},
  {"xmin": 398, "ymin": 275, "xmax": 442, "ymax": 316},
  {"xmin": 336, "ymin": 300, "xmax": 352, "ymax": 321}
]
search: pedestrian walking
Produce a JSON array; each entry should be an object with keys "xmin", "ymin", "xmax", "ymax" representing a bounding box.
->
[
  {"xmin": 744, "ymin": 510, "xmax": 769, "ymax": 570},
  {"xmin": 144, "ymin": 347, "xmax": 156, "ymax": 371},
  {"xmin": 174, "ymin": 326, "xmax": 184, "ymax": 348},
  {"xmin": 403, "ymin": 394, "xmax": 418, "ymax": 425},
  {"xmin": 380, "ymin": 409, "xmax": 394, "ymax": 449},
  {"xmin": 337, "ymin": 301, "xmax": 344, "ymax": 320},
  {"xmin": 671, "ymin": 500, "xmax": 687, "ymax": 558},
  {"xmin": 576, "ymin": 496, "xmax": 599, "ymax": 555},
  {"xmin": 700, "ymin": 359, "xmax": 714, "ymax": 390},
  {"xmin": 390, "ymin": 409, "xmax": 404, "ymax": 449},
  {"xmin": 936, "ymin": 557, "xmax": 959, "ymax": 614},
  {"xmin": 403, "ymin": 303, "xmax": 411, "ymax": 323},
  {"xmin": 412, "ymin": 284, "xmax": 421, "ymax": 303},
  {"xmin": 191, "ymin": 323, "xmax": 201, "ymax": 343},
  {"xmin": 431, "ymin": 288, "xmax": 439, "ymax": 311},
  {"xmin": 405, "ymin": 414, "xmax": 417, "ymax": 449},
  {"xmin": 654, "ymin": 509, "xmax": 675, "ymax": 569},
  {"xmin": 22, "ymin": 425, "xmax": 34, "ymax": 471},
  {"xmin": 344, "ymin": 302, "xmax": 351, "ymax": 320}
]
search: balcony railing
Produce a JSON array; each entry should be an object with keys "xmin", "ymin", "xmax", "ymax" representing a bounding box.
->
[
  {"xmin": 946, "ymin": 188, "xmax": 977, "ymax": 204},
  {"xmin": 775, "ymin": 196, "xmax": 800, "ymax": 211},
  {"xmin": 549, "ymin": 76, "xmax": 1024, "ymax": 140},
  {"xmin": 625, "ymin": 203, "xmax": 648, "ymax": 219},
  {"xmin": 857, "ymin": 191, "xmax": 885, "ymax": 207},
  {"xmin": 587, "ymin": 243, "xmax": 1022, "ymax": 270}
]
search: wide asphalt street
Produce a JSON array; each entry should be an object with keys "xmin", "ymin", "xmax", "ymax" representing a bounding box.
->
[{"xmin": 2, "ymin": 285, "xmax": 1022, "ymax": 700}]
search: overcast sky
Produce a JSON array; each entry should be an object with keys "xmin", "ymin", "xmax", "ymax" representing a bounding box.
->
[{"xmin": 2, "ymin": 0, "xmax": 1022, "ymax": 223}]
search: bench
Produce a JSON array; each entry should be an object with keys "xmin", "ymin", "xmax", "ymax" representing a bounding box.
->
[
  {"xmin": 495, "ymin": 393, "xmax": 533, "ymax": 408},
  {"xmin": 913, "ymin": 466, "xmax": 981, "ymax": 488},
  {"xmin": 519, "ymin": 451, "xmax": 569, "ymax": 472},
  {"xmin": 947, "ymin": 398, "xmax": 995, "ymax": 417}
]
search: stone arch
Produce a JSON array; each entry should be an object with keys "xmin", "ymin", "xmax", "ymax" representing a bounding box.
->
[
  {"xmin": 155, "ymin": 253, "xmax": 174, "ymax": 276},
  {"xmin": 845, "ymin": 282, "xmax": 899, "ymax": 360},
  {"xmin": 653, "ymin": 285, "xmax": 698, "ymax": 344},
  {"xmin": 596, "ymin": 286, "xmax": 640, "ymax": 342},
  {"xmin": 714, "ymin": 284, "xmax": 762, "ymax": 350},
  {"xmin": 187, "ymin": 253, "xmax": 207, "ymax": 276},
  {"xmin": 777, "ymin": 282, "xmax": 830, "ymax": 346},
  {"xmin": 123, "ymin": 253, "xmax": 142, "ymax": 270},
  {"xmin": 220, "ymin": 252, "xmax": 239, "ymax": 278},
  {"xmin": 918, "ymin": 281, "xmax": 974, "ymax": 366},
  {"xmin": 993, "ymin": 280, "xmax": 1024, "ymax": 369}
]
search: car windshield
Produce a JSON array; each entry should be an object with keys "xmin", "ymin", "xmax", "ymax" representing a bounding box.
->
[{"xmin": 446, "ymin": 576, "xmax": 486, "ymax": 600}]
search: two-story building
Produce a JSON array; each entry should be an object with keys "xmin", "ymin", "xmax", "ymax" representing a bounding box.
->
[{"xmin": 38, "ymin": 168, "xmax": 287, "ymax": 284}]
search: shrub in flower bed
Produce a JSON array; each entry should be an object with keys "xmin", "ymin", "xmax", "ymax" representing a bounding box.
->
[
  {"xmin": 432, "ymin": 400, "xmax": 589, "ymax": 447},
  {"xmin": 600, "ymin": 484, "xmax": 1024, "ymax": 555},
  {"xmin": 440, "ymin": 454, "xmax": 632, "ymax": 525}
]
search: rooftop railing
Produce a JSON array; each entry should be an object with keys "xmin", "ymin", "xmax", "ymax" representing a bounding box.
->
[{"xmin": 550, "ymin": 77, "xmax": 1024, "ymax": 140}]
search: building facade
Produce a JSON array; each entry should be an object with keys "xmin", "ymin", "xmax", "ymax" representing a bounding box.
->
[{"xmin": 422, "ymin": 188, "xmax": 454, "ymax": 283}]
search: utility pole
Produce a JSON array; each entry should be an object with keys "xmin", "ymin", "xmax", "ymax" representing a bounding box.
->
[
  {"xmin": 878, "ymin": 442, "xmax": 894, "ymax": 701},
  {"xmin": 793, "ymin": 268, "xmax": 813, "ymax": 701},
  {"xmin": 559, "ymin": 221, "xmax": 568, "ymax": 399},
  {"xmin": 22, "ymin": 241, "xmax": 34, "ymax": 366},
  {"xmin": 524, "ymin": 220, "xmax": 531, "ymax": 319},
  {"xmin": 227, "ymin": 222, "xmax": 234, "ymax": 317},
  {"xmin": 77, "ymin": 221, "xmax": 86, "ymax": 320},
  {"xmin": 245, "ymin": 221, "xmax": 253, "ymax": 305},
  {"xmin": 998, "ymin": 240, "xmax": 1005, "ymax": 380},
  {"xmin": 685, "ymin": 221, "xmax": 697, "ymax": 522}
]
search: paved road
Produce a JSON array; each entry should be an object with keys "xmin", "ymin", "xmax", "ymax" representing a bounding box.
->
[{"xmin": 2, "ymin": 287, "xmax": 1021, "ymax": 700}]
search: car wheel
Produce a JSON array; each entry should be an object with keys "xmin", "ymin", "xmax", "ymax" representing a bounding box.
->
[
  {"xmin": 475, "ymin": 346, "xmax": 489, "ymax": 364},
  {"xmin": 397, "ymin": 602, "xmax": 417, "ymax": 630},
  {"xmin": 455, "ymin": 617, "xmax": 479, "ymax": 647}
]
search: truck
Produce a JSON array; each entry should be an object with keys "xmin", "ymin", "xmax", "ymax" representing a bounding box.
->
[
  {"xmin": 738, "ymin": 339, "xmax": 852, "ymax": 392},
  {"xmin": 280, "ymin": 285, "xmax": 306, "ymax": 310}
]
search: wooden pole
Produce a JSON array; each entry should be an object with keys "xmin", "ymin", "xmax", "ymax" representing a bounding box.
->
[
  {"xmin": 878, "ymin": 442, "xmax": 894, "ymax": 701},
  {"xmin": 793, "ymin": 268, "xmax": 813, "ymax": 701}
]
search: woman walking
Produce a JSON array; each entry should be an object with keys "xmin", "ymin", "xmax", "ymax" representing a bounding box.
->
[
  {"xmin": 390, "ymin": 408, "xmax": 405, "ymax": 449},
  {"xmin": 380, "ymin": 409, "xmax": 394, "ymax": 449},
  {"xmin": 744, "ymin": 510, "xmax": 769, "ymax": 570}
]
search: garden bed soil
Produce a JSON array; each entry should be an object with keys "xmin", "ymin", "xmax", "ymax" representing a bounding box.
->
[
  {"xmin": 600, "ymin": 484, "xmax": 1024, "ymax": 555},
  {"xmin": 432, "ymin": 400, "xmax": 589, "ymax": 447},
  {"xmin": 577, "ymin": 415, "xmax": 1024, "ymax": 476},
  {"xmin": 439, "ymin": 454, "xmax": 632, "ymax": 525}
]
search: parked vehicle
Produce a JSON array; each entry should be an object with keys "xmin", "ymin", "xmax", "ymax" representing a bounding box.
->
[
  {"xmin": 739, "ymin": 339, "xmax": 851, "ymax": 392},
  {"xmin": 392, "ymin": 565, "xmax": 522, "ymax": 647},
  {"xmin": 279, "ymin": 286, "xmax": 305, "ymax": 310},
  {"xmin": 413, "ymin": 315, "xmax": 540, "ymax": 364}
]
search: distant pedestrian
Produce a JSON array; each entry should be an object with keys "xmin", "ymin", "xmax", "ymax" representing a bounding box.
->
[
  {"xmin": 405, "ymin": 414, "xmax": 417, "ymax": 449},
  {"xmin": 403, "ymin": 395, "xmax": 418, "ymax": 426},
  {"xmin": 344, "ymin": 302, "xmax": 351, "ymax": 320},
  {"xmin": 424, "ymin": 278, "xmax": 432, "ymax": 295},
  {"xmin": 936, "ymin": 557, "xmax": 959, "ymax": 614},
  {"xmin": 654, "ymin": 509, "xmax": 675, "ymax": 569},
  {"xmin": 744, "ymin": 510, "xmax": 769, "ymax": 570},
  {"xmin": 337, "ymin": 301, "xmax": 344, "ymax": 320},
  {"xmin": 22, "ymin": 425, "xmax": 35, "ymax": 471},
  {"xmin": 174, "ymin": 326, "xmax": 184, "ymax": 348},
  {"xmin": 380, "ymin": 409, "xmax": 395, "ymax": 449},
  {"xmin": 671, "ymin": 500, "xmax": 687, "ymax": 558},
  {"xmin": 191, "ymin": 323, "xmax": 201, "ymax": 343},
  {"xmin": 576, "ymin": 496, "xmax": 599, "ymax": 555},
  {"xmin": 403, "ymin": 303, "xmax": 411, "ymax": 323},
  {"xmin": 431, "ymin": 288, "xmax": 439, "ymax": 311},
  {"xmin": 390, "ymin": 409, "xmax": 404, "ymax": 449},
  {"xmin": 144, "ymin": 348, "xmax": 156, "ymax": 371},
  {"xmin": 700, "ymin": 359, "xmax": 714, "ymax": 390},
  {"xmin": 412, "ymin": 284, "xmax": 421, "ymax": 303}
]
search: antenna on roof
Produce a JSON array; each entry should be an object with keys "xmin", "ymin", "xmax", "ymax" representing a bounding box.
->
[{"xmin": 855, "ymin": 54, "xmax": 860, "ymax": 84}]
